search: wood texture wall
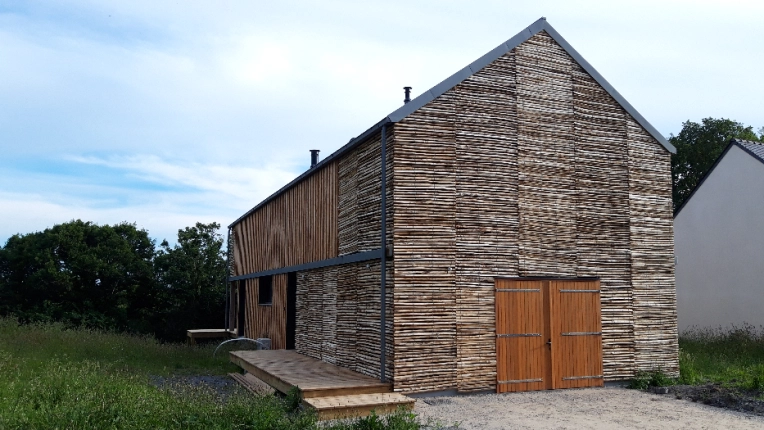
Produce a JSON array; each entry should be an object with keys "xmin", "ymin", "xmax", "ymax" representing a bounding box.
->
[
  {"xmin": 295, "ymin": 261, "xmax": 394, "ymax": 380},
  {"xmin": 294, "ymin": 132, "xmax": 395, "ymax": 380},
  {"xmin": 231, "ymin": 162, "xmax": 338, "ymax": 275},
  {"xmin": 243, "ymin": 274, "xmax": 288, "ymax": 350},
  {"xmin": 337, "ymin": 132, "xmax": 394, "ymax": 255},
  {"xmin": 392, "ymin": 31, "xmax": 677, "ymax": 393},
  {"xmin": 627, "ymin": 119, "xmax": 678, "ymax": 373}
]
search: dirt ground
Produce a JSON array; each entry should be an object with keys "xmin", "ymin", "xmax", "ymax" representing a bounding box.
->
[{"xmin": 414, "ymin": 386, "xmax": 764, "ymax": 429}]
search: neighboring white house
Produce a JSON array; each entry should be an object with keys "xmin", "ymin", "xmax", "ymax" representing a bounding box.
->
[{"xmin": 675, "ymin": 139, "xmax": 764, "ymax": 331}]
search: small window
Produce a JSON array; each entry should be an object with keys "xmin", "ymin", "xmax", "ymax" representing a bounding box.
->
[{"xmin": 258, "ymin": 275, "xmax": 273, "ymax": 305}]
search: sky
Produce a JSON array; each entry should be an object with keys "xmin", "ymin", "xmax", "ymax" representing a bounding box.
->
[{"xmin": 1, "ymin": 0, "xmax": 762, "ymax": 246}]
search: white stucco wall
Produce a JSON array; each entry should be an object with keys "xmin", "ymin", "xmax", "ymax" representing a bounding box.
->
[{"xmin": 675, "ymin": 144, "xmax": 764, "ymax": 332}]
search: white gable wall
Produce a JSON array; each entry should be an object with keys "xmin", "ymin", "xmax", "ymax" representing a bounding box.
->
[{"xmin": 675, "ymin": 144, "xmax": 764, "ymax": 331}]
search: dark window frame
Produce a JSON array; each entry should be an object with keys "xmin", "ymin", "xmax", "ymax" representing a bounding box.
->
[{"xmin": 258, "ymin": 275, "xmax": 273, "ymax": 306}]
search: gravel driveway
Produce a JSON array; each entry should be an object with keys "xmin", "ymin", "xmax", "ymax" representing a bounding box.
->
[{"xmin": 414, "ymin": 386, "xmax": 764, "ymax": 429}]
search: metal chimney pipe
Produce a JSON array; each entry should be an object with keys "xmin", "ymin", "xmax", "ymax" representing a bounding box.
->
[
  {"xmin": 310, "ymin": 150, "xmax": 320, "ymax": 168},
  {"xmin": 403, "ymin": 87, "xmax": 412, "ymax": 104}
]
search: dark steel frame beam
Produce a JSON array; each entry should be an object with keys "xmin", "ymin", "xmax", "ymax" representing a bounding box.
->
[
  {"xmin": 228, "ymin": 248, "xmax": 384, "ymax": 281},
  {"xmin": 379, "ymin": 125, "xmax": 388, "ymax": 383}
]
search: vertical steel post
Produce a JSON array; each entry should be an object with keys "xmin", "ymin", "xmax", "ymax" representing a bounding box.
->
[
  {"xmin": 379, "ymin": 125, "xmax": 388, "ymax": 383},
  {"xmin": 225, "ymin": 227, "xmax": 231, "ymax": 331}
]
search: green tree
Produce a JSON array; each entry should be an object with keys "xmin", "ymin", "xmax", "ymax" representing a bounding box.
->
[
  {"xmin": 0, "ymin": 220, "xmax": 156, "ymax": 331},
  {"xmin": 153, "ymin": 222, "xmax": 227, "ymax": 341},
  {"xmin": 670, "ymin": 118, "xmax": 761, "ymax": 210}
]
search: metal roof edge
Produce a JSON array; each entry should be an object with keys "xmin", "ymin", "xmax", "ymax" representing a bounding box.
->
[
  {"xmin": 388, "ymin": 18, "xmax": 675, "ymax": 154},
  {"xmin": 228, "ymin": 117, "xmax": 391, "ymax": 228},
  {"xmin": 732, "ymin": 138, "xmax": 764, "ymax": 166},
  {"xmin": 539, "ymin": 22, "xmax": 675, "ymax": 154},
  {"xmin": 673, "ymin": 140, "xmax": 736, "ymax": 218},
  {"xmin": 387, "ymin": 17, "xmax": 547, "ymax": 123},
  {"xmin": 231, "ymin": 17, "xmax": 676, "ymax": 228}
]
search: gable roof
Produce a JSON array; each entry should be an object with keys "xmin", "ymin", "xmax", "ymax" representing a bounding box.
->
[
  {"xmin": 673, "ymin": 138, "xmax": 764, "ymax": 218},
  {"xmin": 231, "ymin": 18, "xmax": 673, "ymax": 228},
  {"xmin": 737, "ymin": 139, "xmax": 764, "ymax": 162}
]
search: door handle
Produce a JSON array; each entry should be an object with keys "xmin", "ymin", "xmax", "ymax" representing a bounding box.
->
[{"xmin": 546, "ymin": 339, "xmax": 552, "ymax": 347}]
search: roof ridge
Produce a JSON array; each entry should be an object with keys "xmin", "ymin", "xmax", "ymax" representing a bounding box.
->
[
  {"xmin": 732, "ymin": 138, "xmax": 764, "ymax": 145},
  {"xmin": 675, "ymin": 138, "xmax": 764, "ymax": 218},
  {"xmin": 385, "ymin": 17, "xmax": 675, "ymax": 154},
  {"xmin": 731, "ymin": 138, "xmax": 764, "ymax": 165},
  {"xmin": 230, "ymin": 18, "xmax": 675, "ymax": 228}
]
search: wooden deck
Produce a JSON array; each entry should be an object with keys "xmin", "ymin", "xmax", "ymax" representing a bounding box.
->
[{"xmin": 229, "ymin": 349, "xmax": 414, "ymax": 419}]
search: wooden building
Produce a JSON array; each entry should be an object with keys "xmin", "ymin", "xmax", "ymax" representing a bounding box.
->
[{"xmin": 227, "ymin": 18, "xmax": 678, "ymax": 394}]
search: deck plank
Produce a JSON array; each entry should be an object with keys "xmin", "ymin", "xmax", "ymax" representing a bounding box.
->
[
  {"xmin": 305, "ymin": 393, "xmax": 415, "ymax": 420},
  {"xmin": 229, "ymin": 350, "xmax": 391, "ymax": 398}
]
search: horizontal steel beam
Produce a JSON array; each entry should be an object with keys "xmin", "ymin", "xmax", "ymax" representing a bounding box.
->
[{"xmin": 230, "ymin": 248, "xmax": 384, "ymax": 281}]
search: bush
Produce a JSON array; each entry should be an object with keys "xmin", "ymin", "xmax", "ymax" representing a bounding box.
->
[
  {"xmin": 627, "ymin": 370, "xmax": 675, "ymax": 390},
  {"xmin": 0, "ymin": 220, "xmax": 228, "ymax": 342}
]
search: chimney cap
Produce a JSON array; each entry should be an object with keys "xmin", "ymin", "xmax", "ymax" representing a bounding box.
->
[
  {"xmin": 310, "ymin": 149, "xmax": 320, "ymax": 168},
  {"xmin": 403, "ymin": 86, "xmax": 412, "ymax": 104}
]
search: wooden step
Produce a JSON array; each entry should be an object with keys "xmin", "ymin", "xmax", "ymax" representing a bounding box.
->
[
  {"xmin": 229, "ymin": 373, "xmax": 276, "ymax": 395},
  {"xmin": 230, "ymin": 350, "xmax": 391, "ymax": 398},
  {"xmin": 303, "ymin": 392, "xmax": 416, "ymax": 421}
]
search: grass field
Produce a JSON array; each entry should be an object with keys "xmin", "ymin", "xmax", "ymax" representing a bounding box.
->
[
  {"xmin": 628, "ymin": 324, "xmax": 764, "ymax": 393},
  {"xmin": 0, "ymin": 317, "xmax": 425, "ymax": 429},
  {"xmin": 679, "ymin": 324, "xmax": 764, "ymax": 391}
]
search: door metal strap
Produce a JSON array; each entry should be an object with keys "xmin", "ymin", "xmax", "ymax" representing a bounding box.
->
[
  {"xmin": 497, "ymin": 333, "xmax": 541, "ymax": 338},
  {"xmin": 498, "ymin": 378, "xmax": 543, "ymax": 384},
  {"xmin": 561, "ymin": 332, "xmax": 602, "ymax": 336},
  {"xmin": 559, "ymin": 289, "xmax": 600, "ymax": 293},
  {"xmin": 495, "ymin": 289, "xmax": 540, "ymax": 292},
  {"xmin": 562, "ymin": 375, "xmax": 603, "ymax": 381}
]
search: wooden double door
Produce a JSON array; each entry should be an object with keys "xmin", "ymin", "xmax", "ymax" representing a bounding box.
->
[{"xmin": 495, "ymin": 278, "xmax": 604, "ymax": 393}]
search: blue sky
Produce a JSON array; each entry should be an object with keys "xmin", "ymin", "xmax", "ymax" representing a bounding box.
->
[{"xmin": 1, "ymin": 0, "xmax": 762, "ymax": 245}]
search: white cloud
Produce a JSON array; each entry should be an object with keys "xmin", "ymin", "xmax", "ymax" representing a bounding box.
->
[
  {"xmin": 2, "ymin": 0, "xmax": 764, "ymax": 246},
  {"xmin": 67, "ymin": 154, "xmax": 298, "ymax": 203}
]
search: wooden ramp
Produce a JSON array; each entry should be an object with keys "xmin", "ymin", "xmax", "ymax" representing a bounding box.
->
[{"xmin": 230, "ymin": 349, "xmax": 414, "ymax": 420}]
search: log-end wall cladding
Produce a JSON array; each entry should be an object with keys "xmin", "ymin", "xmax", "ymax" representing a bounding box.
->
[
  {"xmin": 230, "ymin": 27, "xmax": 677, "ymax": 394},
  {"xmin": 392, "ymin": 31, "xmax": 676, "ymax": 393}
]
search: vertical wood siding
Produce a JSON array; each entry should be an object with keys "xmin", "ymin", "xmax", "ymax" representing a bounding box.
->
[
  {"xmin": 243, "ymin": 275, "xmax": 288, "ymax": 350},
  {"xmin": 293, "ymin": 131, "xmax": 395, "ymax": 380},
  {"xmin": 393, "ymin": 30, "xmax": 677, "ymax": 393},
  {"xmin": 495, "ymin": 279, "xmax": 548, "ymax": 393},
  {"xmin": 231, "ymin": 162, "xmax": 338, "ymax": 275},
  {"xmin": 550, "ymin": 280, "xmax": 604, "ymax": 389}
]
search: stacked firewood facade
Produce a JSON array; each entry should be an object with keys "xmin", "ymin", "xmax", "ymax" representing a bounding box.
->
[{"xmin": 230, "ymin": 25, "xmax": 678, "ymax": 394}]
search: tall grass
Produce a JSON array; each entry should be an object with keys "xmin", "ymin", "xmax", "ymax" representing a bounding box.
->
[
  {"xmin": 0, "ymin": 316, "xmax": 237, "ymax": 376},
  {"xmin": 0, "ymin": 317, "xmax": 426, "ymax": 429},
  {"xmin": 679, "ymin": 324, "xmax": 764, "ymax": 390}
]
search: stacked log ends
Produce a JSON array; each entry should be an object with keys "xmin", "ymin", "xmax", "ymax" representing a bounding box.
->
[
  {"xmin": 391, "ymin": 31, "xmax": 677, "ymax": 392},
  {"xmin": 295, "ymin": 262, "xmax": 394, "ymax": 381}
]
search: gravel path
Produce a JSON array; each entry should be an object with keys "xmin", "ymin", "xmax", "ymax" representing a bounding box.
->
[{"xmin": 414, "ymin": 386, "xmax": 764, "ymax": 429}]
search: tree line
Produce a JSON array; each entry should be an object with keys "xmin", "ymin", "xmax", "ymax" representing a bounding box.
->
[
  {"xmin": 670, "ymin": 118, "xmax": 763, "ymax": 209},
  {"xmin": 0, "ymin": 220, "xmax": 227, "ymax": 342},
  {"xmin": 0, "ymin": 117, "xmax": 760, "ymax": 343}
]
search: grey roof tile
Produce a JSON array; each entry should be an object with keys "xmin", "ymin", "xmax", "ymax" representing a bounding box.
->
[{"xmin": 734, "ymin": 139, "xmax": 764, "ymax": 163}]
